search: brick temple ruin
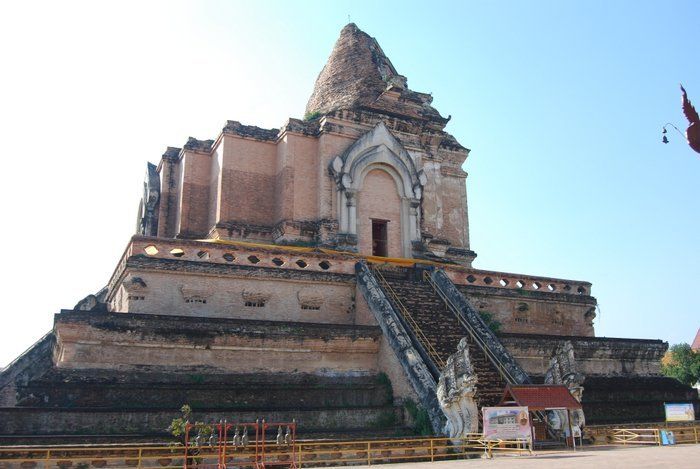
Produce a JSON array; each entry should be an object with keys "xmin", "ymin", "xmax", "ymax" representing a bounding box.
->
[{"xmin": 1, "ymin": 24, "xmax": 697, "ymax": 442}]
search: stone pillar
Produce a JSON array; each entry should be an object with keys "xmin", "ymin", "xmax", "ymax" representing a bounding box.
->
[
  {"xmin": 346, "ymin": 191, "xmax": 357, "ymax": 235},
  {"xmin": 338, "ymin": 190, "xmax": 348, "ymax": 233},
  {"xmin": 409, "ymin": 199, "xmax": 421, "ymax": 241}
]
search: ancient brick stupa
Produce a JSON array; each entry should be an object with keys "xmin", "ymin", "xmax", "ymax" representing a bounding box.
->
[{"xmin": 1, "ymin": 24, "xmax": 697, "ymax": 442}]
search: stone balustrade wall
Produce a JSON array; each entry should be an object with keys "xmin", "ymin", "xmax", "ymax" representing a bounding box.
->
[{"xmin": 111, "ymin": 236, "xmax": 593, "ymax": 300}]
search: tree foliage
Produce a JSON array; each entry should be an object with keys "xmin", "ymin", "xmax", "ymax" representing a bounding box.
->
[
  {"xmin": 403, "ymin": 398, "xmax": 433, "ymax": 436},
  {"xmin": 479, "ymin": 311, "xmax": 502, "ymax": 334},
  {"xmin": 661, "ymin": 343, "xmax": 700, "ymax": 386},
  {"xmin": 168, "ymin": 404, "xmax": 214, "ymax": 445}
]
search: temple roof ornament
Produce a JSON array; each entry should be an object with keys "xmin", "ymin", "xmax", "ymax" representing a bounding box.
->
[{"xmin": 681, "ymin": 85, "xmax": 700, "ymax": 154}]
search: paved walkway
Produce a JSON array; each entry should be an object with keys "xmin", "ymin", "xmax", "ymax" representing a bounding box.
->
[{"xmin": 332, "ymin": 445, "xmax": 700, "ymax": 469}]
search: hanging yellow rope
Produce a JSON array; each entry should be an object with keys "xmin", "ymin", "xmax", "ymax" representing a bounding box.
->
[{"xmin": 197, "ymin": 238, "xmax": 445, "ymax": 267}]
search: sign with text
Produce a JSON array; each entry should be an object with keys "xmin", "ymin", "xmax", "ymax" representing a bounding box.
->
[
  {"xmin": 482, "ymin": 406, "xmax": 531, "ymax": 440},
  {"xmin": 664, "ymin": 403, "xmax": 695, "ymax": 422}
]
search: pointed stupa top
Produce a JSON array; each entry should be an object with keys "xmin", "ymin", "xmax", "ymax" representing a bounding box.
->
[{"xmin": 305, "ymin": 24, "xmax": 408, "ymax": 117}]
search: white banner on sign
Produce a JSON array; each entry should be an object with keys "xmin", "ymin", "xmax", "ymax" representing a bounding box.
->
[{"xmin": 482, "ymin": 406, "xmax": 531, "ymax": 441}]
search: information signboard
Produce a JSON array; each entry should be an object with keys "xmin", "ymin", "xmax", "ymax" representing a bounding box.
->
[
  {"xmin": 482, "ymin": 406, "xmax": 531, "ymax": 441},
  {"xmin": 664, "ymin": 403, "xmax": 695, "ymax": 422}
]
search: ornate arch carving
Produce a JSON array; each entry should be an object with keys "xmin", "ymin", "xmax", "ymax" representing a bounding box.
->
[{"xmin": 329, "ymin": 122, "xmax": 426, "ymax": 255}]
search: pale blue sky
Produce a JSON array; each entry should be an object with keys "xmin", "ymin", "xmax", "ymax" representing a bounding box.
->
[{"xmin": 0, "ymin": 1, "xmax": 698, "ymax": 367}]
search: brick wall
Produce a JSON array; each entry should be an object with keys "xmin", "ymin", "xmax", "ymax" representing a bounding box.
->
[
  {"xmin": 178, "ymin": 150, "xmax": 212, "ymax": 237},
  {"xmin": 287, "ymin": 133, "xmax": 320, "ymax": 221},
  {"xmin": 463, "ymin": 287, "xmax": 595, "ymax": 336},
  {"xmin": 218, "ymin": 135, "xmax": 277, "ymax": 225}
]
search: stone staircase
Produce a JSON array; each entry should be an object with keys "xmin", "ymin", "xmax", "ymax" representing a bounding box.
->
[{"xmin": 372, "ymin": 267, "xmax": 508, "ymax": 412}]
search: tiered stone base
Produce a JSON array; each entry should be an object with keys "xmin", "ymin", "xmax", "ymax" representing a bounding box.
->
[{"xmin": 0, "ymin": 312, "xmax": 410, "ymax": 443}]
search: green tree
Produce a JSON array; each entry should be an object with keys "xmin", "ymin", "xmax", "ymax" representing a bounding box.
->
[
  {"xmin": 168, "ymin": 404, "xmax": 213, "ymax": 445},
  {"xmin": 661, "ymin": 343, "xmax": 700, "ymax": 386}
]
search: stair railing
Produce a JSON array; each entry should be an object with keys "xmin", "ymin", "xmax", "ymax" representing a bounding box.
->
[
  {"xmin": 372, "ymin": 266, "xmax": 446, "ymax": 370},
  {"xmin": 422, "ymin": 270, "xmax": 520, "ymax": 386},
  {"xmin": 423, "ymin": 269, "xmax": 557, "ymax": 437}
]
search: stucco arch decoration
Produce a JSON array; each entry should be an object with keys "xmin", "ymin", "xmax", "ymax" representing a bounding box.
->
[{"xmin": 330, "ymin": 122, "xmax": 427, "ymax": 255}]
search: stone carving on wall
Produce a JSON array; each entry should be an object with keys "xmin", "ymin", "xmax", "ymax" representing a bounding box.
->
[
  {"xmin": 73, "ymin": 287, "xmax": 108, "ymax": 312},
  {"xmin": 123, "ymin": 276, "xmax": 148, "ymax": 294},
  {"xmin": 241, "ymin": 290, "xmax": 272, "ymax": 303},
  {"xmin": 120, "ymin": 276, "xmax": 149, "ymax": 306},
  {"xmin": 297, "ymin": 288, "xmax": 325, "ymax": 309},
  {"xmin": 136, "ymin": 162, "xmax": 160, "ymax": 236},
  {"xmin": 584, "ymin": 307, "xmax": 596, "ymax": 327},
  {"xmin": 177, "ymin": 285, "xmax": 210, "ymax": 305},
  {"xmin": 544, "ymin": 340, "xmax": 586, "ymax": 431},
  {"xmin": 437, "ymin": 338, "xmax": 479, "ymax": 439}
]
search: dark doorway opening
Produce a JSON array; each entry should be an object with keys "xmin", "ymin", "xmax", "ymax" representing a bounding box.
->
[{"xmin": 372, "ymin": 219, "xmax": 388, "ymax": 257}]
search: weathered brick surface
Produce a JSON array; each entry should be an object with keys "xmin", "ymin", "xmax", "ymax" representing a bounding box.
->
[
  {"xmin": 318, "ymin": 132, "xmax": 354, "ymax": 219},
  {"xmin": 0, "ymin": 333, "xmax": 54, "ymax": 406},
  {"xmin": 218, "ymin": 134, "xmax": 277, "ymax": 226},
  {"xmin": 115, "ymin": 268, "xmax": 357, "ymax": 325},
  {"xmin": 0, "ymin": 406, "xmax": 403, "ymax": 437},
  {"xmin": 156, "ymin": 148, "xmax": 181, "ymax": 238},
  {"xmin": 581, "ymin": 376, "xmax": 699, "ymax": 424},
  {"xmin": 176, "ymin": 149, "xmax": 213, "ymax": 237},
  {"xmin": 54, "ymin": 311, "xmax": 380, "ymax": 374},
  {"xmin": 305, "ymin": 23, "xmax": 403, "ymax": 117},
  {"xmin": 458, "ymin": 285, "xmax": 596, "ymax": 336},
  {"xmin": 16, "ymin": 370, "xmax": 392, "ymax": 410},
  {"xmin": 499, "ymin": 333, "xmax": 668, "ymax": 377},
  {"xmin": 286, "ymin": 133, "xmax": 320, "ymax": 222}
]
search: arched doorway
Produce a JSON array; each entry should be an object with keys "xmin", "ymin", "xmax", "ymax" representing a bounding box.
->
[
  {"xmin": 330, "ymin": 122, "xmax": 427, "ymax": 258},
  {"xmin": 357, "ymin": 168, "xmax": 403, "ymax": 258}
]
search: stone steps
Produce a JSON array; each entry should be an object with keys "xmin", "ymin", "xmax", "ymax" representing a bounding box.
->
[{"xmin": 378, "ymin": 275, "xmax": 507, "ymax": 410}]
